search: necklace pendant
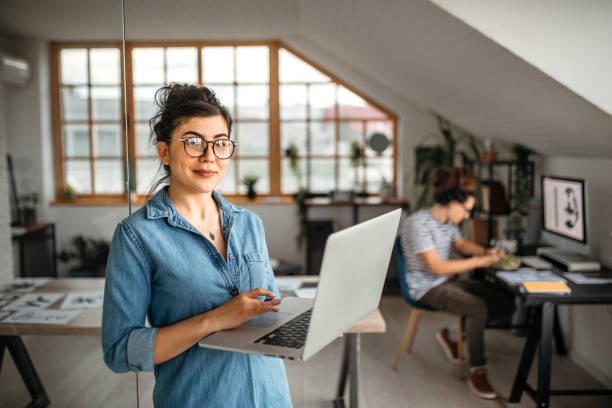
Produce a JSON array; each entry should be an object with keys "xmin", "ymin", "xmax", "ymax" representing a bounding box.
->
[{"xmin": 209, "ymin": 232, "xmax": 215, "ymax": 241}]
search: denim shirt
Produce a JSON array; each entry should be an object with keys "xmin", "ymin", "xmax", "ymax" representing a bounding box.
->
[{"xmin": 102, "ymin": 187, "xmax": 292, "ymax": 407}]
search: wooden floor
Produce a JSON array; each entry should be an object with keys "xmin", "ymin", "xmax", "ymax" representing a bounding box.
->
[{"xmin": 1, "ymin": 296, "xmax": 611, "ymax": 407}]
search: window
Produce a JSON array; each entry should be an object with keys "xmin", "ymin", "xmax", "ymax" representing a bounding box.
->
[{"xmin": 52, "ymin": 42, "xmax": 396, "ymax": 203}]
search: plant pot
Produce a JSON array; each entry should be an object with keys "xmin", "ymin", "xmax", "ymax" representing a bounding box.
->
[
  {"xmin": 20, "ymin": 208, "xmax": 37, "ymax": 226},
  {"xmin": 247, "ymin": 187, "xmax": 257, "ymax": 200}
]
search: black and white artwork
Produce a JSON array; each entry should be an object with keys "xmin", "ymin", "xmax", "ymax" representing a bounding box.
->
[
  {"xmin": 0, "ymin": 310, "xmax": 10, "ymax": 321},
  {"xmin": 0, "ymin": 278, "xmax": 51, "ymax": 293},
  {"xmin": 3, "ymin": 309, "xmax": 81, "ymax": 325},
  {"xmin": 60, "ymin": 291, "xmax": 104, "ymax": 309},
  {"xmin": 3, "ymin": 293, "xmax": 65, "ymax": 311},
  {"xmin": 543, "ymin": 177, "xmax": 585, "ymax": 242},
  {"xmin": 0, "ymin": 294, "xmax": 20, "ymax": 308}
]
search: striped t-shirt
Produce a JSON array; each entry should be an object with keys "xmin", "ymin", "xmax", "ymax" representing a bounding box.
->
[{"xmin": 399, "ymin": 209, "xmax": 461, "ymax": 300}]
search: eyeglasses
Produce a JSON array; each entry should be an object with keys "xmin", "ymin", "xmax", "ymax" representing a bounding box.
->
[{"xmin": 176, "ymin": 137, "xmax": 237, "ymax": 159}]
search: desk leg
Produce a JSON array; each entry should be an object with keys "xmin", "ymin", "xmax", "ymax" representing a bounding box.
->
[
  {"xmin": 334, "ymin": 334, "xmax": 361, "ymax": 408},
  {"xmin": 509, "ymin": 305, "xmax": 541, "ymax": 403},
  {"xmin": 536, "ymin": 302, "xmax": 554, "ymax": 408},
  {"xmin": 349, "ymin": 333, "xmax": 360, "ymax": 408},
  {"xmin": 0, "ymin": 336, "xmax": 50, "ymax": 408},
  {"xmin": 553, "ymin": 305, "xmax": 567, "ymax": 355},
  {"xmin": 335, "ymin": 336, "xmax": 350, "ymax": 408}
]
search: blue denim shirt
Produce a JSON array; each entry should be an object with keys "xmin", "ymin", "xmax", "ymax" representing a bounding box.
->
[{"xmin": 102, "ymin": 187, "xmax": 292, "ymax": 407}]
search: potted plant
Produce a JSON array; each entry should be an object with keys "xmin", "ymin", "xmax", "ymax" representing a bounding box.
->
[
  {"xmin": 285, "ymin": 143, "xmax": 311, "ymax": 247},
  {"xmin": 18, "ymin": 192, "xmax": 39, "ymax": 226},
  {"xmin": 60, "ymin": 185, "xmax": 77, "ymax": 201},
  {"xmin": 58, "ymin": 235, "xmax": 111, "ymax": 277},
  {"xmin": 505, "ymin": 143, "xmax": 537, "ymax": 248},
  {"xmin": 414, "ymin": 115, "xmax": 482, "ymax": 209},
  {"xmin": 242, "ymin": 174, "xmax": 259, "ymax": 200},
  {"xmin": 350, "ymin": 140, "xmax": 364, "ymax": 193}
]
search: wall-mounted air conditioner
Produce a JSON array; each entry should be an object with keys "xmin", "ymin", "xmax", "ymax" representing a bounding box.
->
[{"xmin": 1, "ymin": 50, "xmax": 30, "ymax": 87}]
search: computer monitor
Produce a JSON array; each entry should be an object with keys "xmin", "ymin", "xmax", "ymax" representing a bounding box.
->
[{"xmin": 541, "ymin": 175, "xmax": 588, "ymax": 249}]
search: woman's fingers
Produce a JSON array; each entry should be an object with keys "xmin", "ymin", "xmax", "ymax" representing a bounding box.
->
[{"xmin": 246, "ymin": 288, "xmax": 277, "ymax": 299}]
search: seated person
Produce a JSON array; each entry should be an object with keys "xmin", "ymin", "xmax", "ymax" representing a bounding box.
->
[{"xmin": 400, "ymin": 167, "xmax": 515, "ymax": 400}]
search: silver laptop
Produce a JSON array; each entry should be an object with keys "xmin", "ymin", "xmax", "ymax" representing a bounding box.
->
[{"xmin": 198, "ymin": 209, "xmax": 401, "ymax": 361}]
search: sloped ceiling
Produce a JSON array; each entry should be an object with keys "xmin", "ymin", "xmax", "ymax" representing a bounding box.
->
[{"xmin": 1, "ymin": 0, "xmax": 611, "ymax": 157}]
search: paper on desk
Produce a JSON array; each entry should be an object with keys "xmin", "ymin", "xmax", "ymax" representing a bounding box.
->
[
  {"xmin": 0, "ymin": 278, "xmax": 51, "ymax": 293},
  {"xmin": 0, "ymin": 293, "xmax": 20, "ymax": 308},
  {"xmin": 563, "ymin": 273, "xmax": 612, "ymax": 285},
  {"xmin": 295, "ymin": 288, "xmax": 317, "ymax": 299},
  {"xmin": 274, "ymin": 277, "xmax": 303, "ymax": 292},
  {"xmin": 0, "ymin": 310, "xmax": 10, "ymax": 321},
  {"xmin": 3, "ymin": 293, "xmax": 65, "ymax": 311},
  {"xmin": 496, "ymin": 269, "xmax": 566, "ymax": 286},
  {"xmin": 3, "ymin": 309, "xmax": 81, "ymax": 325},
  {"xmin": 60, "ymin": 291, "xmax": 104, "ymax": 309}
]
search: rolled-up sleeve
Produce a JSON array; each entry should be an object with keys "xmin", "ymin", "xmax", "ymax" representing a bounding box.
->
[{"xmin": 102, "ymin": 222, "xmax": 158, "ymax": 373}]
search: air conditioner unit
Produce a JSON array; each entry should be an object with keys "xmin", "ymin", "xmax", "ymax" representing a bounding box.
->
[{"xmin": 1, "ymin": 50, "xmax": 31, "ymax": 87}]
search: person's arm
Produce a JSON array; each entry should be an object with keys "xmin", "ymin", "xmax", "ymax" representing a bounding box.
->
[
  {"xmin": 153, "ymin": 288, "xmax": 280, "ymax": 365},
  {"xmin": 418, "ymin": 248, "xmax": 499, "ymax": 276},
  {"xmin": 453, "ymin": 237, "xmax": 506, "ymax": 257}
]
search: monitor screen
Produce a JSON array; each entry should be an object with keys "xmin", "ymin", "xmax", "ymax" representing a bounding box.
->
[{"xmin": 541, "ymin": 175, "xmax": 587, "ymax": 244}]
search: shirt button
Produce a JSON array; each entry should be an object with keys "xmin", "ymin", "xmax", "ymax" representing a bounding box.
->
[
  {"xmin": 229, "ymin": 254, "xmax": 233, "ymax": 259},
  {"xmin": 231, "ymin": 289, "xmax": 239, "ymax": 296}
]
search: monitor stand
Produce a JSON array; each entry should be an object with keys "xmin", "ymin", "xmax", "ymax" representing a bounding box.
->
[{"xmin": 537, "ymin": 248, "xmax": 601, "ymax": 272}]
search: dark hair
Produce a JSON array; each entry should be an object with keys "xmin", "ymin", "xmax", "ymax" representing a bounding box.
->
[
  {"xmin": 431, "ymin": 166, "xmax": 476, "ymax": 205},
  {"xmin": 147, "ymin": 83, "xmax": 233, "ymax": 194}
]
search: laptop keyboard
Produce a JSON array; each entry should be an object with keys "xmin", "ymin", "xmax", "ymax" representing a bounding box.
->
[{"xmin": 254, "ymin": 309, "xmax": 312, "ymax": 349}]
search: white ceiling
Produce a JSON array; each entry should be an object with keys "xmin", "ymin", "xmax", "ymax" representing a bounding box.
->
[{"xmin": 1, "ymin": 0, "xmax": 611, "ymax": 157}]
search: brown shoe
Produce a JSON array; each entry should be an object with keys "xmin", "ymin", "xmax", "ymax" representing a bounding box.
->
[
  {"xmin": 467, "ymin": 368, "xmax": 498, "ymax": 399},
  {"xmin": 435, "ymin": 328, "xmax": 462, "ymax": 364}
]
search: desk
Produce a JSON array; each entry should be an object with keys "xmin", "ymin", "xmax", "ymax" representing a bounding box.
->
[
  {"xmin": 0, "ymin": 278, "xmax": 385, "ymax": 408},
  {"xmin": 492, "ymin": 269, "xmax": 612, "ymax": 407}
]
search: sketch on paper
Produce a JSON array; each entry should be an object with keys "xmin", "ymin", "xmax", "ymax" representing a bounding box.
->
[
  {"xmin": 3, "ymin": 293, "xmax": 65, "ymax": 311},
  {"xmin": 3, "ymin": 309, "xmax": 81, "ymax": 325},
  {"xmin": 0, "ymin": 293, "xmax": 20, "ymax": 308},
  {"xmin": 0, "ymin": 310, "xmax": 10, "ymax": 321},
  {"xmin": 60, "ymin": 292, "xmax": 104, "ymax": 309},
  {"xmin": 0, "ymin": 278, "xmax": 51, "ymax": 293}
]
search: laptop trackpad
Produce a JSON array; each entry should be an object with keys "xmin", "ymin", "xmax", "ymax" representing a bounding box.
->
[{"xmin": 243, "ymin": 312, "xmax": 292, "ymax": 328}]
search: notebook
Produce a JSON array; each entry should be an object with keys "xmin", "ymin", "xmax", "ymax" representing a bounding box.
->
[{"xmin": 522, "ymin": 281, "xmax": 572, "ymax": 294}]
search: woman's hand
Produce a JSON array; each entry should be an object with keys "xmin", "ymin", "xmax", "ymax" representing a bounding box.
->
[
  {"xmin": 486, "ymin": 247, "xmax": 506, "ymax": 257},
  {"xmin": 478, "ymin": 253, "xmax": 501, "ymax": 268},
  {"xmin": 205, "ymin": 288, "xmax": 282, "ymax": 332}
]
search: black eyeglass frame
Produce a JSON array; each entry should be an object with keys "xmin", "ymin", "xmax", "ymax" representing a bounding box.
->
[{"xmin": 176, "ymin": 137, "xmax": 238, "ymax": 160}]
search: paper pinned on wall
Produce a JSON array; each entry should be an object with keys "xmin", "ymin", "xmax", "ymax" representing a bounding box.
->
[
  {"xmin": 0, "ymin": 278, "xmax": 51, "ymax": 293},
  {"xmin": 3, "ymin": 293, "xmax": 65, "ymax": 311},
  {"xmin": 3, "ymin": 309, "xmax": 81, "ymax": 325},
  {"xmin": 60, "ymin": 292, "xmax": 104, "ymax": 309}
]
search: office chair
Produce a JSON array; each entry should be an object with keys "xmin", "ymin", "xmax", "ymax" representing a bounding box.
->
[{"xmin": 392, "ymin": 237, "xmax": 464, "ymax": 378}]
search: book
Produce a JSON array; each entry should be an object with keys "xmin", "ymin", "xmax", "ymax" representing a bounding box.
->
[{"xmin": 522, "ymin": 281, "xmax": 571, "ymax": 294}]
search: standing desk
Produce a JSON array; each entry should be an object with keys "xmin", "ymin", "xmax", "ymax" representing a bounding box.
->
[
  {"xmin": 491, "ymin": 269, "xmax": 612, "ymax": 407},
  {"xmin": 0, "ymin": 278, "xmax": 385, "ymax": 408}
]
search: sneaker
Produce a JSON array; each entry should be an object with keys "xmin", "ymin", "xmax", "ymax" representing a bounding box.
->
[
  {"xmin": 435, "ymin": 328, "xmax": 461, "ymax": 364},
  {"xmin": 467, "ymin": 368, "xmax": 498, "ymax": 399}
]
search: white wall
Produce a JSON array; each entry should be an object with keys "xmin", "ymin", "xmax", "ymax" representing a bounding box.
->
[
  {"xmin": 430, "ymin": 0, "xmax": 612, "ymax": 116},
  {"xmin": 542, "ymin": 156, "xmax": 612, "ymax": 386}
]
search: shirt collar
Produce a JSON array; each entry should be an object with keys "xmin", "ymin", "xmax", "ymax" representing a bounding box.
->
[{"xmin": 146, "ymin": 186, "xmax": 242, "ymax": 221}]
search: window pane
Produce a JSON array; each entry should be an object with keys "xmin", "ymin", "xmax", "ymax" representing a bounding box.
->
[
  {"xmin": 279, "ymin": 49, "xmax": 330, "ymax": 83},
  {"xmin": 208, "ymin": 85, "xmax": 235, "ymax": 115},
  {"xmin": 338, "ymin": 121, "xmax": 364, "ymax": 156},
  {"xmin": 216, "ymin": 160, "xmax": 236, "ymax": 194},
  {"xmin": 133, "ymin": 48, "xmax": 164, "ymax": 84},
  {"xmin": 365, "ymin": 157, "xmax": 393, "ymax": 194},
  {"xmin": 338, "ymin": 158, "xmax": 363, "ymax": 191},
  {"xmin": 310, "ymin": 121, "xmax": 335, "ymax": 156},
  {"xmin": 136, "ymin": 123, "xmax": 156, "ymax": 157},
  {"xmin": 93, "ymin": 124, "xmax": 122, "ymax": 157},
  {"xmin": 63, "ymin": 124, "xmax": 90, "ymax": 157},
  {"xmin": 366, "ymin": 120, "xmax": 393, "ymax": 157},
  {"xmin": 236, "ymin": 85, "xmax": 268, "ymax": 120},
  {"xmin": 281, "ymin": 122, "xmax": 307, "ymax": 154},
  {"xmin": 280, "ymin": 84, "xmax": 306, "ymax": 120},
  {"xmin": 90, "ymin": 48, "xmax": 120, "ymax": 85},
  {"xmin": 136, "ymin": 159, "xmax": 161, "ymax": 195},
  {"xmin": 60, "ymin": 49, "xmax": 87, "ymax": 84},
  {"xmin": 338, "ymin": 86, "xmax": 387, "ymax": 119},
  {"xmin": 167, "ymin": 47, "xmax": 198, "ymax": 83},
  {"xmin": 310, "ymin": 159, "xmax": 334, "ymax": 193},
  {"xmin": 91, "ymin": 86, "xmax": 121, "ymax": 120},
  {"xmin": 202, "ymin": 47, "xmax": 233, "ymax": 83},
  {"xmin": 310, "ymin": 84, "xmax": 336, "ymax": 120},
  {"xmin": 236, "ymin": 46, "xmax": 268, "ymax": 83},
  {"xmin": 65, "ymin": 160, "xmax": 92, "ymax": 193},
  {"xmin": 236, "ymin": 122, "xmax": 269, "ymax": 156},
  {"xmin": 134, "ymin": 86, "xmax": 161, "ymax": 121},
  {"xmin": 94, "ymin": 160, "xmax": 123, "ymax": 193},
  {"xmin": 238, "ymin": 159, "xmax": 269, "ymax": 194},
  {"xmin": 282, "ymin": 158, "xmax": 306, "ymax": 194},
  {"xmin": 62, "ymin": 86, "xmax": 88, "ymax": 121}
]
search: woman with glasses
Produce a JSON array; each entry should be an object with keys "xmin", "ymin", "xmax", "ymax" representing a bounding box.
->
[
  {"xmin": 102, "ymin": 83, "xmax": 292, "ymax": 407},
  {"xmin": 399, "ymin": 166, "xmax": 514, "ymax": 400}
]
